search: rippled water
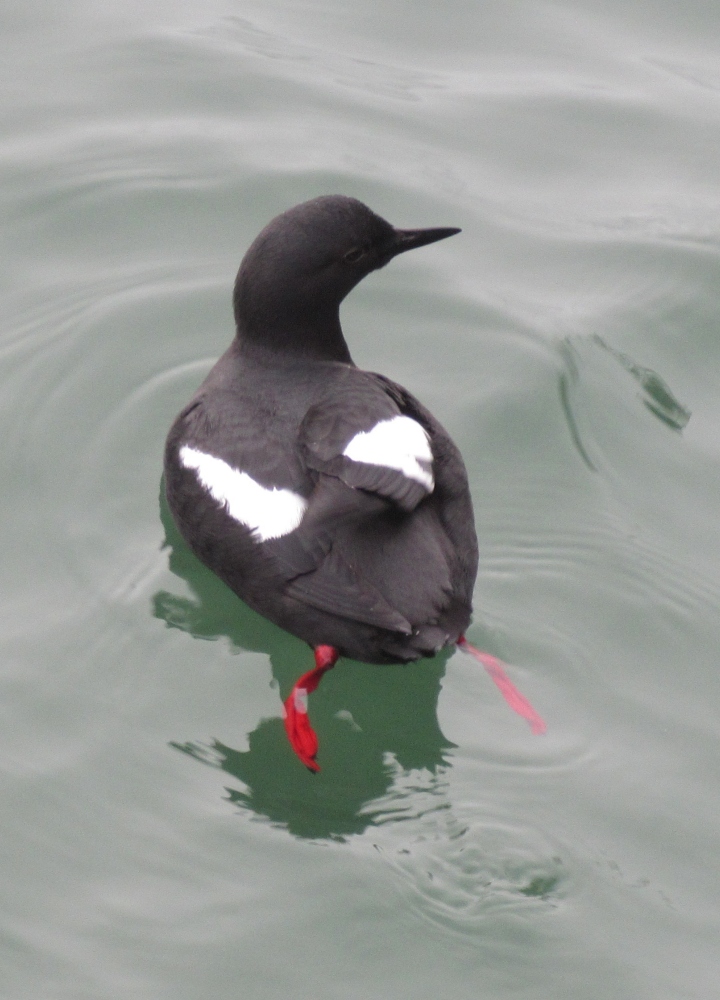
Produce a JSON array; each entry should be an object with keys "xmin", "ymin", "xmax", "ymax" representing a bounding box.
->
[{"xmin": 3, "ymin": 2, "xmax": 720, "ymax": 997}]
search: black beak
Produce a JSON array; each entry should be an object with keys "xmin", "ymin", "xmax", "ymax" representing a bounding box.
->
[{"xmin": 387, "ymin": 226, "xmax": 461, "ymax": 259}]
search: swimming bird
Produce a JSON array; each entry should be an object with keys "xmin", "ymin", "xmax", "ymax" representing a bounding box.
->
[{"xmin": 164, "ymin": 195, "xmax": 544, "ymax": 771}]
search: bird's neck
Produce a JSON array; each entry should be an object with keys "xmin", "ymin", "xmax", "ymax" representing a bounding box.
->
[{"xmin": 235, "ymin": 306, "xmax": 354, "ymax": 364}]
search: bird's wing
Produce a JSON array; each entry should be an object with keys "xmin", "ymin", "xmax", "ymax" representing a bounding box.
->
[
  {"xmin": 173, "ymin": 391, "xmax": 312, "ymax": 494},
  {"xmin": 370, "ymin": 373, "xmax": 479, "ymax": 610},
  {"xmin": 266, "ymin": 375, "xmax": 440, "ymax": 632},
  {"xmin": 298, "ymin": 375, "xmax": 435, "ymax": 513},
  {"xmin": 284, "ymin": 541, "xmax": 412, "ymax": 634},
  {"xmin": 265, "ymin": 473, "xmax": 413, "ymax": 633}
]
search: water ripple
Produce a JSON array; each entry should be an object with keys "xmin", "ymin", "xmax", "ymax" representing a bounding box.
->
[{"xmin": 369, "ymin": 802, "xmax": 567, "ymax": 934}]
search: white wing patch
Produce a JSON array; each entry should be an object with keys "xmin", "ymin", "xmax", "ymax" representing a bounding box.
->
[
  {"xmin": 179, "ymin": 445, "xmax": 308, "ymax": 542},
  {"xmin": 342, "ymin": 415, "xmax": 434, "ymax": 491}
]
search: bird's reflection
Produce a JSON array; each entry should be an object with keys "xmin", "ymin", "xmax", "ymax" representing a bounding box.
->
[{"xmin": 155, "ymin": 487, "xmax": 455, "ymax": 839}]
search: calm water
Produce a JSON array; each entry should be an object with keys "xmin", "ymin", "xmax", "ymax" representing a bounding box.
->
[{"xmin": 2, "ymin": 2, "xmax": 720, "ymax": 997}]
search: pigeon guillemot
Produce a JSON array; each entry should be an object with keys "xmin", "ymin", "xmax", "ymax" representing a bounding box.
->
[{"xmin": 164, "ymin": 195, "xmax": 544, "ymax": 771}]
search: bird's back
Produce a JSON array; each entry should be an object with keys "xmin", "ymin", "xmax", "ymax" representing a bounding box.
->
[{"xmin": 165, "ymin": 343, "xmax": 477, "ymax": 664}]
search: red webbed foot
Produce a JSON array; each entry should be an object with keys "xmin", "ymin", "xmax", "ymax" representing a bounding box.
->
[
  {"xmin": 457, "ymin": 636, "xmax": 546, "ymax": 735},
  {"xmin": 283, "ymin": 645, "xmax": 339, "ymax": 771}
]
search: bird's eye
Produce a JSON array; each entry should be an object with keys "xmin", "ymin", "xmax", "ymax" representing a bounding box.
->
[{"xmin": 342, "ymin": 245, "xmax": 368, "ymax": 264}]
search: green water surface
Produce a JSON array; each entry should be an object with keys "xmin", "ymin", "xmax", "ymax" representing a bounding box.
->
[{"xmin": 2, "ymin": 2, "xmax": 720, "ymax": 997}]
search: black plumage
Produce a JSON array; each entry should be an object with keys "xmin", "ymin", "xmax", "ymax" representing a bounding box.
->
[{"xmin": 164, "ymin": 195, "xmax": 478, "ymax": 666}]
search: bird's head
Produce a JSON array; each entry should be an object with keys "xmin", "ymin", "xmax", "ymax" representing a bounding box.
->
[{"xmin": 233, "ymin": 195, "xmax": 460, "ymax": 361}]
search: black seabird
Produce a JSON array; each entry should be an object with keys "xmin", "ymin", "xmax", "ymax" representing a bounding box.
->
[{"xmin": 164, "ymin": 195, "xmax": 544, "ymax": 770}]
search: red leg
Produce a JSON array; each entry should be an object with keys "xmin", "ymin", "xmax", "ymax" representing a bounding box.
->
[
  {"xmin": 457, "ymin": 636, "xmax": 546, "ymax": 735},
  {"xmin": 283, "ymin": 645, "xmax": 339, "ymax": 771}
]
